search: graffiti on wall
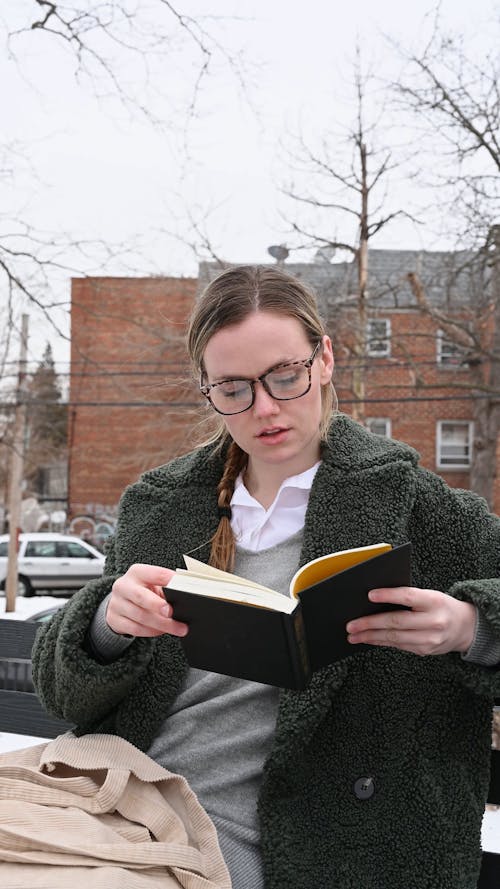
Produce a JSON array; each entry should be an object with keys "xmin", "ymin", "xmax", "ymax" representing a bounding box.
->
[{"xmin": 68, "ymin": 504, "xmax": 118, "ymax": 551}]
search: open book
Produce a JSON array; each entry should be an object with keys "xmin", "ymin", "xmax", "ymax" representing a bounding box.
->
[{"xmin": 164, "ymin": 541, "xmax": 412, "ymax": 689}]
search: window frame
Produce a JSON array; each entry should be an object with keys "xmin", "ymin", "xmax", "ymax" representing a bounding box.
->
[
  {"xmin": 366, "ymin": 417, "xmax": 392, "ymax": 438},
  {"xmin": 436, "ymin": 329, "xmax": 468, "ymax": 370},
  {"xmin": 436, "ymin": 420, "xmax": 473, "ymax": 470},
  {"xmin": 366, "ymin": 318, "xmax": 391, "ymax": 358}
]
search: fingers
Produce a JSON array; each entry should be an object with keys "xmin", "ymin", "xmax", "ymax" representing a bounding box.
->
[
  {"xmin": 346, "ymin": 587, "xmax": 476, "ymax": 657},
  {"xmin": 347, "ymin": 627, "xmax": 448, "ymax": 656},
  {"xmin": 366, "ymin": 586, "xmax": 441, "ymax": 610},
  {"xmin": 107, "ymin": 563, "xmax": 189, "ymax": 639}
]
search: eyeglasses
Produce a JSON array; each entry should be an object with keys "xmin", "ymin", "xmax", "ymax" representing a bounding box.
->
[{"xmin": 200, "ymin": 341, "xmax": 322, "ymax": 415}]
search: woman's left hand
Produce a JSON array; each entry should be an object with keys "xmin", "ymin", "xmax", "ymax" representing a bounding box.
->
[{"xmin": 346, "ymin": 587, "xmax": 477, "ymax": 656}]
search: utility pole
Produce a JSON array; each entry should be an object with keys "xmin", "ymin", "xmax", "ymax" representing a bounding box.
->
[{"xmin": 5, "ymin": 314, "xmax": 29, "ymax": 612}]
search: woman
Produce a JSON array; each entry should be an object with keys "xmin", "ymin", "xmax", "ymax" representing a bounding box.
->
[{"xmin": 33, "ymin": 265, "xmax": 500, "ymax": 889}]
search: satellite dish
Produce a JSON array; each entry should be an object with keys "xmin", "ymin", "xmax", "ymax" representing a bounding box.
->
[{"xmin": 267, "ymin": 245, "xmax": 289, "ymax": 262}]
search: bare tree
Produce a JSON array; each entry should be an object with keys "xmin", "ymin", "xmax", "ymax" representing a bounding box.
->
[
  {"xmin": 0, "ymin": 1, "xmax": 250, "ymax": 313},
  {"xmin": 282, "ymin": 53, "xmax": 413, "ymax": 421},
  {"xmin": 0, "ymin": 1, "xmax": 256, "ymax": 532},
  {"xmin": 405, "ymin": 229, "xmax": 499, "ymax": 508},
  {"xmin": 0, "ymin": 1, "xmax": 251, "ymax": 408},
  {"xmin": 393, "ymin": 20, "xmax": 500, "ymax": 506},
  {"xmin": 7, "ymin": 2, "xmax": 249, "ymax": 129},
  {"xmin": 391, "ymin": 19, "xmax": 499, "ymax": 245}
]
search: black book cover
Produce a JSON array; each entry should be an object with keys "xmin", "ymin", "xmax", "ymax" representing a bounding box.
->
[
  {"xmin": 298, "ymin": 542, "xmax": 412, "ymax": 672},
  {"xmin": 166, "ymin": 542, "xmax": 412, "ymax": 690}
]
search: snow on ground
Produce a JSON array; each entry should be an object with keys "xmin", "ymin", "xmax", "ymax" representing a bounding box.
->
[
  {"xmin": 483, "ymin": 806, "xmax": 500, "ymax": 852},
  {"xmin": 0, "ymin": 593, "xmax": 69, "ymax": 620},
  {"xmin": 1, "ymin": 594, "xmax": 499, "ymax": 852}
]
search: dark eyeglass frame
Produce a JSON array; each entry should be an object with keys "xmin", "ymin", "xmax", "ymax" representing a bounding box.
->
[{"xmin": 200, "ymin": 341, "xmax": 322, "ymax": 415}]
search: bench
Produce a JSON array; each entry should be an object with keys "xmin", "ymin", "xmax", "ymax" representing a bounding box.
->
[
  {"xmin": 0, "ymin": 619, "xmax": 73, "ymax": 739},
  {"xmin": 0, "ymin": 619, "xmax": 499, "ymax": 886}
]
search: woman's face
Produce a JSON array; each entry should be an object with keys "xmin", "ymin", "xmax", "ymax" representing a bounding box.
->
[{"xmin": 202, "ymin": 311, "xmax": 334, "ymax": 483}]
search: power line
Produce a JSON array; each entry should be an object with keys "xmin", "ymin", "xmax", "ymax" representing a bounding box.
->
[
  {"xmin": 0, "ymin": 393, "xmax": 495, "ymax": 409},
  {"xmin": 0, "ymin": 400, "xmax": 198, "ymax": 408},
  {"xmin": 0, "ymin": 358, "xmax": 489, "ymax": 382}
]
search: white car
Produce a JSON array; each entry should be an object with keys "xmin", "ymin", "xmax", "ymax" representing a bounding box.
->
[{"xmin": 0, "ymin": 533, "xmax": 105, "ymax": 597}]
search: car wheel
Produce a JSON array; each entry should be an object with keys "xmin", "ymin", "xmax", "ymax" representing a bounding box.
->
[
  {"xmin": 0, "ymin": 577, "xmax": 35, "ymax": 598},
  {"xmin": 18, "ymin": 575, "xmax": 36, "ymax": 597}
]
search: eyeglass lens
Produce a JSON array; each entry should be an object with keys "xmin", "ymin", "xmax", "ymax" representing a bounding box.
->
[{"xmin": 210, "ymin": 363, "xmax": 311, "ymax": 414}]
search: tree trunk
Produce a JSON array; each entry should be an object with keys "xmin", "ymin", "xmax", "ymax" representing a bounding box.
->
[
  {"xmin": 351, "ymin": 142, "xmax": 369, "ymax": 424},
  {"xmin": 470, "ymin": 228, "xmax": 500, "ymax": 509},
  {"xmin": 470, "ymin": 396, "xmax": 498, "ymax": 508}
]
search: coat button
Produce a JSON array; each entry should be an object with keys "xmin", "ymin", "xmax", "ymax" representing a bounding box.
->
[{"xmin": 354, "ymin": 777, "xmax": 375, "ymax": 799}]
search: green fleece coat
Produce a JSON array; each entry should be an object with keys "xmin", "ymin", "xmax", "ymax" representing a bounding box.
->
[{"xmin": 32, "ymin": 415, "xmax": 500, "ymax": 889}]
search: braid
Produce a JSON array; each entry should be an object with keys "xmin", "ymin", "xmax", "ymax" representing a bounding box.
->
[{"xmin": 209, "ymin": 441, "xmax": 247, "ymax": 571}]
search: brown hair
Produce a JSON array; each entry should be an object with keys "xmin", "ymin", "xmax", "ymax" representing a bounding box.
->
[{"xmin": 187, "ymin": 265, "xmax": 336, "ymax": 570}]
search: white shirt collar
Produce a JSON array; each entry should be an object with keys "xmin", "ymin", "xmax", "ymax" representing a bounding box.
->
[
  {"xmin": 232, "ymin": 461, "xmax": 320, "ymax": 508},
  {"xmin": 230, "ymin": 462, "xmax": 321, "ymax": 552}
]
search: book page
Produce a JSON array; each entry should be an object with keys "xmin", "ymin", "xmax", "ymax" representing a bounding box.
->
[
  {"xmin": 289, "ymin": 542, "xmax": 392, "ymax": 597},
  {"xmin": 166, "ymin": 571, "xmax": 296, "ymax": 613},
  {"xmin": 181, "ymin": 555, "xmax": 277, "ymax": 592}
]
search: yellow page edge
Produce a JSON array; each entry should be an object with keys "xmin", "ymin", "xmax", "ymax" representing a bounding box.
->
[{"xmin": 289, "ymin": 543, "xmax": 392, "ymax": 597}]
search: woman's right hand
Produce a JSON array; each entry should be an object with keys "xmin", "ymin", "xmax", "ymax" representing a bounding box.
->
[{"xmin": 106, "ymin": 563, "xmax": 189, "ymax": 638}]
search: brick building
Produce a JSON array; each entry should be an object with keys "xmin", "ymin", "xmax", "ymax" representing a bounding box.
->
[
  {"xmin": 68, "ymin": 253, "xmax": 499, "ymax": 523},
  {"xmin": 69, "ymin": 276, "xmax": 198, "ymax": 519}
]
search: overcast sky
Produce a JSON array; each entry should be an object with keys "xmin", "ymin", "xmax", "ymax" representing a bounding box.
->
[{"xmin": 1, "ymin": 0, "xmax": 498, "ymax": 369}]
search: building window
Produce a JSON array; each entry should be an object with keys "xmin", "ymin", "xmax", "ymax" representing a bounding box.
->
[
  {"xmin": 367, "ymin": 319, "xmax": 391, "ymax": 357},
  {"xmin": 436, "ymin": 421, "xmax": 473, "ymax": 469},
  {"xmin": 436, "ymin": 330, "xmax": 468, "ymax": 369},
  {"xmin": 366, "ymin": 417, "xmax": 392, "ymax": 438}
]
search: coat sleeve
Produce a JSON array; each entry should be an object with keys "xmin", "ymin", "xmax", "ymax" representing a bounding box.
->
[
  {"xmin": 408, "ymin": 468, "xmax": 500, "ymax": 697},
  {"xmin": 31, "ymin": 535, "xmax": 188, "ymax": 750}
]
